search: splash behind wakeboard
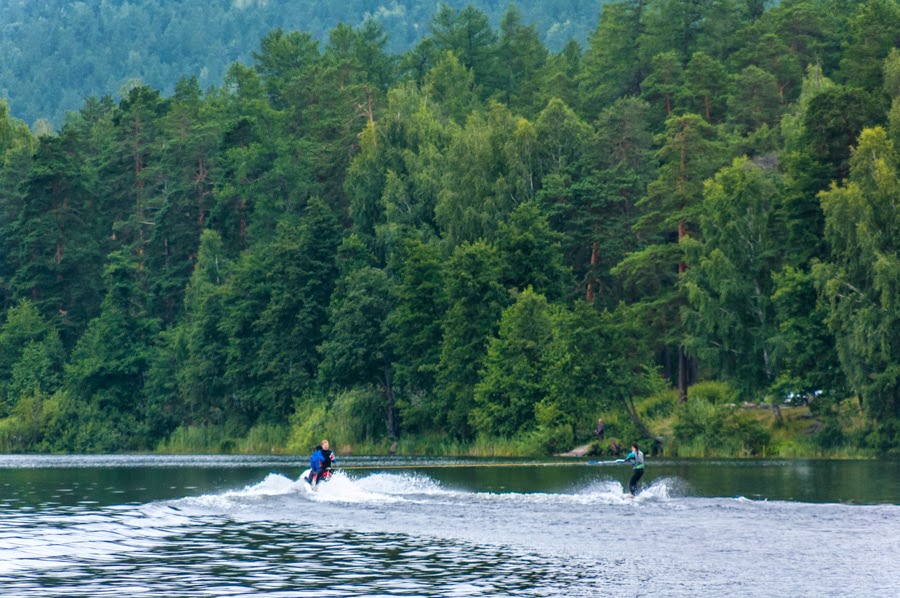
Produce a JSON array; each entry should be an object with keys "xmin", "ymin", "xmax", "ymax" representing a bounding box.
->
[{"xmin": 299, "ymin": 468, "xmax": 332, "ymax": 492}]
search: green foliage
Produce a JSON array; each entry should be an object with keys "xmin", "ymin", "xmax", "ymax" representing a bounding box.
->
[
  {"xmin": 840, "ymin": 0, "xmax": 900, "ymax": 91},
  {"xmin": 435, "ymin": 241, "xmax": 507, "ymax": 438},
  {"xmin": 287, "ymin": 399, "xmax": 330, "ymax": 454},
  {"xmin": 727, "ymin": 66, "xmax": 784, "ymax": 134},
  {"xmin": 642, "ymin": 51, "xmax": 683, "ymax": 120},
  {"xmin": 157, "ymin": 424, "xmax": 239, "ymax": 454},
  {"xmin": 318, "ymin": 265, "xmax": 397, "ymax": 436},
  {"xmin": 434, "ymin": 102, "xmax": 534, "ymax": 246},
  {"xmin": 636, "ymin": 389, "xmax": 678, "ymax": 421},
  {"xmin": 495, "ymin": 202, "xmax": 573, "ymax": 301},
  {"xmin": 682, "ymin": 52, "xmax": 727, "ymax": 121},
  {"xmin": 770, "ymin": 266, "xmax": 845, "ymax": 403},
  {"xmin": 542, "ymin": 302, "xmax": 630, "ymax": 443},
  {"xmin": 578, "ymin": 1, "xmax": 644, "ymax": 115},
  {"xmin": 472, "ymin": 288, "xmax": 556, "ymax": 437},
  {"xmin": 682, "ymin": 158, "xmax": 785, "ymax": 396},
  {"xmin": 386, "ymin": 238, "xmax": 445, "ymax": 405},
  {"xmin": 816, "ymin": 127, "xmax": 900, "ymax": 423},
  {"xmin": 688, "ymin": 381, "xmax": 738, "ymax": 406},
  {"xmin": 0, "ymin": 1, "xmax": 897, "ymax": 455},
  {"xmin": 673, "ymin": 398, "xmax": 770, "ymax": 456},
  {"xmin": 154, "ymin": 421, "xmax": 290, "ymax": 453},
  {"xmin": 424, "ymin": 52, "xmax": 479, "ymax": 125},
  {"xmin": 330, "ymin": 387, "xmax": 390, "ymax": 446},
  {"xmin": 0, "ymin": 389, "xmax": 51, "ymax": 452},
  {"xmin": 64, "ymin": 253, "xmax": 161, "ymax": 449}
]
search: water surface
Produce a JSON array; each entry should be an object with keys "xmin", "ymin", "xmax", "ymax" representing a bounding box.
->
[{"xmin": 0, "ymin": 455, "xmax": 897, "ymax": 596}]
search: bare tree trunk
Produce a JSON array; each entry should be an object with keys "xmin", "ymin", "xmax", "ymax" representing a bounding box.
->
[{"xmin": 623, "ymin": 394, "xmax": 664, "ymax": 447}]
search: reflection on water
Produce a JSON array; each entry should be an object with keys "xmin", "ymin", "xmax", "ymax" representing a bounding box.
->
[
  {"xmin": 0, "ymin": 456, "xmax": 898, "ymax": 597},
  {"xmin": 0, "ymin": 510, "xmax": 585, "ymax": 596}
]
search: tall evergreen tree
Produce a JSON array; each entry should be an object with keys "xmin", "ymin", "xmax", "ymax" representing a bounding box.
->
[
  {"xmin": 495, "ymin": 201, "xmax": 572, "ymax": 302},
  {"xmin": 625, "ymin": 113, "xmax": 728, "ymax": 400},
  {"xmin": 435, "ymin": 241, "xmax": 507, "ymax": 438},
  {"xmin": 840, "ymin": 0, "xmax": 900, "ymax": 92},
  {"xmin": 386, "ymin": 237, "xmax": 445, "ymax": 425},
  {"xmin": 536, "ymin": 40, "xmax": 582, "ymax": 113},
  {"xmin": 65, "ymin": 252, "xmax": 161, "ymax": 450},
  {"xmin": 430, "ymin": 4, "xmax": 499, "ymax": 98},
  {"xmin": 221, "ymin": 198, "xmax": 341, "ymax": 422},
  {"xmin": 5, "ymin": 130, "xmax": 105, "ymax": 343},
  {"xmin": 494, "ymin": 5, "xmax": 548, "ymax": 116},
  {"xmin": 149, "ymin": 76, "xmax": 222, "ymax": 323},
  {"xmin": 318, "ymin": 261, "xmax": 397, "ymax": 437},
  {"xmin": 472, "ymin": 288, "xmax": 555, "ymax": 437},
  {"xmin": 680, "ymin": 52, "xmax": 728, "ymax": 123},
  {"xmin": 579, "ymin": 1, "xmax": 645, "ymax": 117}
]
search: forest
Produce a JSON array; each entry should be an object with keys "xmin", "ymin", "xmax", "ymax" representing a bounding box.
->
[
  {"xmin": 0, "ymin": 0, "xmax": 899, "ymax": 456},
  {"xmin": 0, "ymin": 0, "xmax": 602, "ymax": 127}
]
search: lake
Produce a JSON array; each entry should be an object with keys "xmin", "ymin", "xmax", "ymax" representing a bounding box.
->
[{"xmin": 0, "ymin": 455, "xmax": 897, "ymax": 596}]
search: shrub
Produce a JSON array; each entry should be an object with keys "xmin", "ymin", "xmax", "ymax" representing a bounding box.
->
[
  {"xmin": 288, "ymin": 386, "xmax": 388, "ymax": 453},
  {"xmin": 287, "ymin": 399, "xmax": 329, "ymax": 453},
  {"xmin": 720, "ymin": 410, "xmax": 770, "ymax": 455},
  {"xmin": 673, "ymin": 397, "xmax": 724, "ymax": 442},
  {"xmin": 521, "ymin": 424, "xmax": 569, "ymax": 455},
  {"xmin": 689, "ymin": 381, "xmax": 738, "ymax": 405},
  {"xmin": 814, "ymin": 419, "xmax": 846, "ymax": 449},
  {"xmin": 673, "ymin": 396, "xmax": 770, "ymax": 456},
  {"xmin": 235, "ymin": 424, "xmax": 290, "ymax": 453},
  {"xmin": 637, "ymin": 389, "xmax": 678, "ymax": 420}
]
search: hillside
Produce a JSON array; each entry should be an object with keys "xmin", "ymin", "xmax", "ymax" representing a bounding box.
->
[{"xmin": 0, "ymin": 0, "xmax": 602, "ymax": 127}]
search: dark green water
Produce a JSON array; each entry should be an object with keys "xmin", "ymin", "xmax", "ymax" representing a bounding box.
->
[{"xmin": 0, "ymin": 455, "xmax": 897, "ymax": 596}]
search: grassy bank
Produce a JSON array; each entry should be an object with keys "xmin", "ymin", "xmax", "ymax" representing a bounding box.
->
[{"xmin": 152, "ymin": 396, "xmax": 876, "ymax": 459}]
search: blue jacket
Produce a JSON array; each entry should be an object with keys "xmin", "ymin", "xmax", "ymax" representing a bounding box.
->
[{"xmin": 309, "ymin": 449, "xmax": 325, "ymax": 473}]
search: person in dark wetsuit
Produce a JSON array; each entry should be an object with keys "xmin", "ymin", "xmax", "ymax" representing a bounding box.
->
[
  {"xmin": 318, "ymin": 439, "xmax": 336, "ymax": 479},
  {"xmin": 306, "ymin": 439, "xmax": 336, "ymax": 487},
  {"xmin": 622, "ymin": 442, "xmax": 645, "ymax": 496}
]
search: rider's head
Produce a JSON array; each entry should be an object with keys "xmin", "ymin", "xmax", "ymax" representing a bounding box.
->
[
  {"xmin": 321, "ymin": 439, "xmax": 330, "ymax": 450},
  {"xmin": 632, "ymin": 442, "xmax": 639, "ymax": 451}
]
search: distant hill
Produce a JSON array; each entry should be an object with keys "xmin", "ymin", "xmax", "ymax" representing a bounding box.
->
[{"xmin": 0, "ymin": 0, "xmax": 603, "ymax": 127}]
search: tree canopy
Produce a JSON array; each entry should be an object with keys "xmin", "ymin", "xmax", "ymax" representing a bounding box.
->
[{"xmin": 1, "ymin": 0, "xmax": 899, "ymax": 453}]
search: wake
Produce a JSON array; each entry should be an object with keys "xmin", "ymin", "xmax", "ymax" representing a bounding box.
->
[{"xmin": 181, "ymin": 470, "xmax": 680, "ymax": 510}]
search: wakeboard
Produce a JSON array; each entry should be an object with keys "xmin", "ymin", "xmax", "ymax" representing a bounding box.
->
[
  {"xmin": 299, "ymin": 468, "xmax": 316, "ymax": 492},
  {"xmin": 299, "ymin": 468, "xmax": 333, "ymax": 492}
]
